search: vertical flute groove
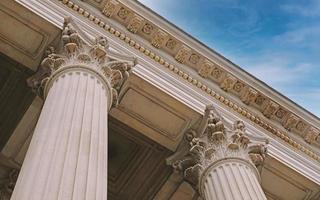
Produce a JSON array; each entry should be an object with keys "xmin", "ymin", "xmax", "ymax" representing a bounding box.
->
[{"xmin": 201, "ymin": 160, "xmax": 266, "ymax": 200}]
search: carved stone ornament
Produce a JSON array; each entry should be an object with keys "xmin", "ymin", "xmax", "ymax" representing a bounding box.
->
[
  {"xmin": 198, "ymin": 60, "xmax": 213, "ymax": 78},
  {"xmin": 241, "ymin": 87, "xmax": 258, "ymax": 105},
  {"xmin": 220, "ymin": 74, "xmax": 237, "ymax": 91},
  {"xmin": 102, "ymin": 0, "xmax": 119, "ymax": 18},
  {"xmin": 117, "ymin": 7, "xmax": 130, "ymax": 20},
  {"xmin": 167, "ymin": 105, "xmax": 268, "ymax": 192},
  {"xmin": 282, "ymin": 113, "xmax": 299, "ymax": 131},
  {"xmin": 233, "ymin": 81, "xmax": 245, "ymax": 93},
  {"xmin": 127, "ymin": 14, "xmax": 144, "ymax": 33},
  {"xmin": 304, "ymin": 127, "xmax": 320, "ymax": 144},
  {"xmin": 142, "ymin": 23, "xmax": 154, "ymax": 35},
  {"xmin": 151, "ymin": 29, "xmax": 168, "ymax": 48},
  {"xmin": 189, "ymin": 53, "xmax": 201, "ymax": 65},
  {"xmin": 175, "ymin": 45, "xmax": 191, "ymax": 63},
  {"xmin": 262, "ymin": 101, "xmax": 279, "ymax": 118},
  {"xmin": 275, "ymin": 107, "xmax": 287, "ymax": 119},
  {"xmin": 27, "ymin": 18, "xmax": 135, "ymax": 106},
  {"xmin": 0, "ymin": 169, "xmax": 19, "ymax": 200},
  {"xmin": 165, "ymin": 38, "xmax": 177, "ymax": 50}
]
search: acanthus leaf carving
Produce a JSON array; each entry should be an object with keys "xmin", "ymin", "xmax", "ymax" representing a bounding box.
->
[
  {"xmin": 27, "ymin": 18, "xmax": 135, "ymax": 106},
  {"xmin": 168, "ymin": 105, "xmax": 267, "ymax": 192}
]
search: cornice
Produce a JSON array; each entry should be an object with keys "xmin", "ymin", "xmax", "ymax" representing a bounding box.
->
[{"xmin": 49, "ymin": 0, "xmax": 320, "ymax": 163}]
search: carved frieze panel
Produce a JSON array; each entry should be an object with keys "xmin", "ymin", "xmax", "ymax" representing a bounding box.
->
[
  {"xmin": 102, "ymin": 0, "xmax": 119, "ymax": 17},
  {"xmin": 233, "ymin": 80, "xmax": 245, "ymax": 94},
  {"xmin": 165, "ymin": 38, "xmax": 178, "ymax": 50},
  {"xmin": 117, "ymin": 6, "xmax": 130, "ymax": 21},
  {"xmin": 220, "ymin": 73, "xmax": 237, "ymax": 91},
  {"xmin": 211, "ymin": 66, "xmax": 225, "ymax": 83},
  {"xmin": 151, "ymin": 29, "xmax": 168, "ymax": 48},
  {"xmin": 175, "ymin": 45, "xmax": 191, "ymax": 63},
  {"xmin": 274, "ymin": 107, "xmax": 287, "ymax": 120},
  {"xmin": 295, "ymin": 121, "xmax": 308, "ymax": 133},
  {"xmin": 304, "ymin": 127, "xmax": 320, "ymax": 144},
  {"xmin": 263, "ymin": 101, "xmax": 279, "ymax": 118},
  {"xmin": 141, "ymin": 22, "xmax": 154, "ymax": 35},
  {"xmin": 282, "ymin": 113, "xmax": 299, "ymax": 131},
  {"xmin": 189, "ymin": 53, "xmax": 201, "ymax": 65},
  {"xmin": 127, "ymin": 14, "xmax": 144, "ymax": 33},
  {"xmin": 255, "ymin": 93, "xmax": 267, "ymax": 107},
  {"xmin": 241, "ymin": 87, "xmax": 258, "ymax": 105},
  {"xmin": 198, "ymin": 59, "xmax": 213, "ymax": 78}
]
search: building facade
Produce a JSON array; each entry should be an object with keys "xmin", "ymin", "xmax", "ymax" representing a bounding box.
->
[{"xmin": 0, "ymin": 0, "xmax": 319, "ymax": 199}]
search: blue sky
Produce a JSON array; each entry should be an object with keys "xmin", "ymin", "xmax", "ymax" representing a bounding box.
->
[{"xmin": 139, "ymin": 0, "xmax": 320, "ymax": 117}]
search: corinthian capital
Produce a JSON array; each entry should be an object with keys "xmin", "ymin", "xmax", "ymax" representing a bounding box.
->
[
  {"xmin": 27, "ymin": 17, "xmax": 136, "ymax": 106},
  {"xmin": 168, "ymin": 105, "xmax": 268, "ymax": 191}
]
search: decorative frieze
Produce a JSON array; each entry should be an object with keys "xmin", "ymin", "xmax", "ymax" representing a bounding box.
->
[
  {"xmin": 165, "ymin": 38, "xmax": 178, "ymax": 50},
  {"xmin": 211, "ymin": 66, "xmax": 224, "ymax": 81},
  {"xmin": 304, "ymin": 127, "xmax": 320, "ymax": 144},
  {"xmin": 296, "ymin": 121, "xmax": 307, "ymax": 132},
  {"xmin": 127, "ymin": 14, "xmax": 144, "ymax": 33},
  {"xmin": 255, "ymin": 94, "xmax": 266, "ymax": 106},
  {"xmin": 220, "ymin": 74, "xmax": 237, "ymax": 91},
  {"xmin": 282, "ymin": 113, "xmax": 299, "ymax": 131},
  {"xmin": 241, "ymin": 87, "xmax": 258, "ymax": 105},
  {"xmin": 189, "ymin": 53, "xmax": 201, "ymax": 65},
  {"xmin": 141, "ymin": 23, "xmax": 154, "ymax": 35},
  {"xmin": 274, "ymin": 107, "xmax": 287, "ymax": 120},
  {"xmin": 175, "ymin": 45, "xmax": 191, "ymax": 63},
  {"xmin": 117, "ymin": 7, "xmax": 130, "ymax": 20},
  {"xmin": 198, "ymin": 60, "xmax": 213, "ymax": 78},
  {"xmin": 262, "ymin": 101, "xmax": 279, "ymax": 118},
  {"xmin": 233, "ymin": 80, "xmax": 245, "ymax": 94},
  {"xmin": 102, "ymin": 0, "xmax": 118, "ymax": 17},
  {"xmin": 151, "ymin": 29, "xmax": 168, "ymax": 48}
]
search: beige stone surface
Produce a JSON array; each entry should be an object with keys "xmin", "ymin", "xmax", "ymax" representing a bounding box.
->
[{"xmin": 12, "ymin": 69, "xmax": 109, "ymax": 200}]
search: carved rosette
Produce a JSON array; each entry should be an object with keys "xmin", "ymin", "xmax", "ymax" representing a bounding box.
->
[
  {"xmin": 169, "ymin": 105, "xmax": 267, "ymax": 193},
  {"xmin": 27, "ymin": 18, "xmax": 134, "ymax": 106}
]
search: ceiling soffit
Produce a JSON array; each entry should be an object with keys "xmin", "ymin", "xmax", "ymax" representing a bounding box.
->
[
  {"xmin": 108, "ymin": 117, "xmax": 172, "ymax": 200},
  {"xmin": 0, "ymin": 53, "xmax": 35, "ymax": 150},
  {"xmin": 0, "ymin": 0, "xmax": 60, "ymax": 71},
  {"xmin": 51, "ymin": 0, "xmax": 320, "ymax": 162}
]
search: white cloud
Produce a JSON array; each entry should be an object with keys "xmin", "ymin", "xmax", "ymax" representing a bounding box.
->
[{"xmin": 281, "ymin": 0, "xmax": 320, "ymax": 17}]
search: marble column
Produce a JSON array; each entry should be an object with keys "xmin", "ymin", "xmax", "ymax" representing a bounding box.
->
[
  {"xmin": 201, "ymin": 159, "xmax": 266, "ymax": 200},
  {"xmin": 11, "ymin": 19, "xmax": 133, "ymax": 200},
  {"xmin": 170, "ymin": 105, "xmax": 268, "ymax": 200}
]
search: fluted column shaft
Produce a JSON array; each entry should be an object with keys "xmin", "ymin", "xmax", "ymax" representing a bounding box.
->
[
  {"xmin": 11, "ymin": 67, "xmax": 111, "ymax": 200},
  {"xmin": 200, "ymin": 159, "xmax": 266, "ymax": 200},
  {"xmin": 170, "ymin": 106, "xmax": 268, "ymax": 200}
]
